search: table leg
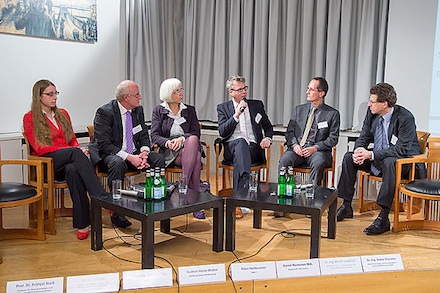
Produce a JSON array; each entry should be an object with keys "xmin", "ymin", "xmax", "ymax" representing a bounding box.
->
[
  {"xmin": 225, "ymin": 201, "xmax": 236, "ymax": 251},
  {"xmin": 310, "ymin": 212, "xmax": 322, "ymax": 258},
  {"xmin": 91, "ymin": 197, "xmax": 103, "ymax": 251},
  {"xmin": 160, "ymin": 219, "xmax": 171, "ymax": 233},
  {"xmin": 253, "ymin": 209, "xmax": 262, "ymax": 229},
  {"xmin": 327, "ymin": 199, "xmax": 337, "ymax": 239},
  {"xmin": 142, "ymin": 218, "xmax": 155, "ymax": 269},
  {"xmin": 212, "ymin": 205, "xmax": 224, "ymax": 252}
]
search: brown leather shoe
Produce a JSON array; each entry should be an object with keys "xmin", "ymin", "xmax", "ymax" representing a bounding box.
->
[{"xmin": 236, "ymin": 207, "xmax": 243, "ymax": 219}]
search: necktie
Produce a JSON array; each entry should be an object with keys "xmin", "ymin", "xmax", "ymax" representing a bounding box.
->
[
  {"xmin": 300, "ymin": 107, "xmax": 316, "ymax": 147},
  {"xmin": 371, "ymin": 117, "xmax": 385, "ymax": 175},
  {"xmin": 126, "ymin": 111, "xmax": 133, "ymax": 154}
]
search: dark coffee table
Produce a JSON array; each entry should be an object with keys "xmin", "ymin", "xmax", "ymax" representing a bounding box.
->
[
  {"xmin": 225, "ymin": 183, "xmax": 338, "ymax": 258},
  {"xmin": 91, "ymin": 189, "xmax": 224, "ymax": 269}
]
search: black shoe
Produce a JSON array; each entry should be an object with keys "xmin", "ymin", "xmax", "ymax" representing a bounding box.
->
[
  {"xmin": 337, "ymin": 205, "xmax": 353, "ymax": 222},
  {"xmin": 363, "ymin": 216, "xmax": 390, "ymax": 235},
  {"xmin": 111, "ymin": 213, "xmax": 132, "ymax": 228},
  {"xmin": 273, "ymin": 211, "xmax": 285, "ymax": 218}
]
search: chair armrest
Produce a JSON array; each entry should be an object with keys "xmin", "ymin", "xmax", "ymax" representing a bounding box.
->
[{"xmin": 0, "ymin": 159, "xmax": 44, "ymax": 190}]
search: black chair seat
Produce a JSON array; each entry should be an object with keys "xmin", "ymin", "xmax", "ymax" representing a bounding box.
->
[
  {"xmin": 0, "ymin": 183, "xmax": 37, "ymax": 202},
  {"xmin": 405, "ymin": 179, "xmax": 440, "ymax": 195}
]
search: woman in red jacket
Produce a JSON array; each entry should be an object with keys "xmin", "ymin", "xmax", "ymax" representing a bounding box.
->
[{"xmin": 23, "ymin": 79, "xmax": 106, "ymax": 240}]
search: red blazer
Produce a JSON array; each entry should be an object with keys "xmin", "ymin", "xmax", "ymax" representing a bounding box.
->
[{"xmin": 23, "ymin": 109, "xmax": 79, "ymax": 156}]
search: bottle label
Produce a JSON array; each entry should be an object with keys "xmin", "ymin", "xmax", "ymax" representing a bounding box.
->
[
  {"xmin": 286, "ymin": 185, "xmax": 293, "ymax": 196},
  {"xmin": 153, "ymin": 187, "xmax": 162, "ymax": 199}
]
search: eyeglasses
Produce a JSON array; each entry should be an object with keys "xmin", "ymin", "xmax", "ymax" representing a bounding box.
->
[
  {"xmin": 127, "ymin": 93, "xmax": 141, "ymax": 98},
  {"xmin": 41, "ymin": 91, "xmax": 59, "ymax": 97},
  {"xmin": 306, "ymin": 87, "xmax": 321, "ymax": 92},
  {"xmin": 368, "ymin": 100, "xmax": 383, "ymax": 104},
  {"xmin": 172, "ymin": 88, "xmax": 184, "ymax": 94},
  {"xmin": 230, "ymin": 86, "xmax": 248, "ymax": 93}
]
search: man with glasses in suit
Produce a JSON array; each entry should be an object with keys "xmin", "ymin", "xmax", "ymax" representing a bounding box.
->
[
  {"xmin": 217, "ymin": 75, "xmax": 273, "ymax": 197},
  {"xmin": 89, "ymin": 80, "xmax": 165, "ymax": 228},
  {"xmin": 336, "ymin": 83, "xmax": 423, "ymax": 235}
]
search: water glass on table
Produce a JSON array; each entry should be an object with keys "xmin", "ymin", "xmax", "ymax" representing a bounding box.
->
[
  {"xmin": 249, "ymin": 171, "xmax": 258, "ymax": 192},
  {"xmin": 178, "ymin": 174, "xmax": 188, "ymax": 194},
  {"xmin": 112, "ymin": 179, "xmax": 122, "ymax": 200}
]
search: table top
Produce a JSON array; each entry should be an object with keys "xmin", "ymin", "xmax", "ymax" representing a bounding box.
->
[
  {"xmin": 227, "ymin": 183, "xmax": 338, "ymax": 212},
  {"xmin": 92, "ymin": 188, "xmax": 222, "ymax": 217}
]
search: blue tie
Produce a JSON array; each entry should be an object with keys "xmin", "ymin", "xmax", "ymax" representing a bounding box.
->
[
  {"xmin": 371, "ymin": 117, "xmax": 385, "ymax": 176},
  {"xmin": 126, "ymin": 111, "xmax": 133, "ymax": 154}
]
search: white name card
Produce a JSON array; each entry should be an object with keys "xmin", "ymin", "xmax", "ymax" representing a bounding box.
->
[
  {"xmin": 66, "ymin": 273, "xmax": 119, "ymax": 293},
  {"xmin": 178, "ymin": 264, "xmax": 226, "ymax": 285},
  {"xmin": 361, "ymin": 254, "xmax": 404, "ymax": 272},
  {"xmin": 229, "ymin": 261, "xmax": 277, "ymax": 281},
  {"xmin": 319, "ymin": 256, "xmax": 363, "ymax": 275},
  {"xmin": 7, "ymin": 277, "xmax": 63, "ymax": 293},
  {"xmin": 276, "ymin": 259, "xmax": 321, "ymax": 278},
  {"xmin": 122, "ymin": 268, "xmax": 173, "ymax": 290}
]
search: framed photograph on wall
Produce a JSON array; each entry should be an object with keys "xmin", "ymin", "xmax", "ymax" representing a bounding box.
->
[{"xmin": 0, "ymin": 0, "xmax": 97, "ymax": 42}]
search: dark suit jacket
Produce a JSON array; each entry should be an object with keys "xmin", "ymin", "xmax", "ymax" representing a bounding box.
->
[
  {"xmin": 89, "ymin": 99, "xmax": 152, "ymax": 165},
  {"xmin": 355, "ymin": 105, "xmax": 422, "ymax": 160},
  {"xmin": 285, "ymin": 102, "xmax": 340, "ymax": 151},
  {"xmin": 150, "ymin": 104, "xmax": 200, "ymax": 148},
  {"xmin": 217, "ymin": 99, "xmax": 273, "ymax": 159}
]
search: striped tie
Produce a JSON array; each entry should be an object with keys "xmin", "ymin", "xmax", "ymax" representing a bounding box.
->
[
  {"xmin": 126, "ymin": 111, "xmax": 133, "ymax": 154},
  {"xmin": 371, "ymin": 117, "xmax": 385, "ymax": 176}
]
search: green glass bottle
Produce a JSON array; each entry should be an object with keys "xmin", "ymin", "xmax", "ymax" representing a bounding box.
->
[
  {"xmin": 277, "ymin": 167, "xmax": 286, "ymax": 197},
  {"xmin": 152, "ymin": 167, "xmax": 162, "ymax": 200},
  {"xmin": 144, "ymin": 169, "xmax": 152, "ymax": 201},
  {"xmin": 160, "ymin": 168, "xmax": 167, "ymax": 199},
  {"xmin": 286, "ymin": 166, "xmax": 295, "ymax": 196}
]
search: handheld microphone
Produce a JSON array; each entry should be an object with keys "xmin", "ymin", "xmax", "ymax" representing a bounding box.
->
[{"xmin": 240, "ymin": 98, "xmax": 247, "ymax": 112}]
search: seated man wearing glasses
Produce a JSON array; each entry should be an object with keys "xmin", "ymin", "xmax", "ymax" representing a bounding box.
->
[
  {"xmin": 217, "ymin": 75, "xmax": 273, "ymax": 197},
  {"xmin": 336, "ymin": 83, "xmax": 423, "ymax": 235},
  {"xmin": 89, "ymin": 80, "xmax": 165, "ymax": 228}
]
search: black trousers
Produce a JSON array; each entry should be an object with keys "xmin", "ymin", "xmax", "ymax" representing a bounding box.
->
[
  {"xmin": 43, "ymin": 147, "xmax": 106, "ymax": 229},
  {"xmin": 223, "ymin": 139, "xmax": 264, "ymax": 192},
  {"xmin": 337, "ymin": 151, "xmax": 411, "ymax": 209},
  {"xmin": 279, "ymin": 150, "xmax": 332, "ymax": 187}
]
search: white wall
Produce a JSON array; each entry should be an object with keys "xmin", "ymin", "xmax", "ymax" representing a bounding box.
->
[
  {"xmin": 0, "ymin": 0, "xmax": 125, "ymax": 134},
  {"xmin": 385, "ymin": 0, "xmax": 438, "ymax": 132}
]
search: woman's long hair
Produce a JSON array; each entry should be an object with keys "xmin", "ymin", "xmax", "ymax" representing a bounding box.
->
[{"xmin": 31, "ymin": 79, "xmax": 74, "ymax": 146}]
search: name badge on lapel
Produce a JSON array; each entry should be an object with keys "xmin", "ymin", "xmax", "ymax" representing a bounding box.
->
[
  {"xmin": 255, "ymin": 113, "xmax": 262, "ymax": 124},
  {"xmin": 133, "ymin": 124, "xmax": 142, "ymax": 135},
  {"xmin": 391, "ymin": 134, "xmax": 398, "ymax": 145},
  {"xmin": 318, "ymin": 121, "xmax": 328, "ymax": 129}
]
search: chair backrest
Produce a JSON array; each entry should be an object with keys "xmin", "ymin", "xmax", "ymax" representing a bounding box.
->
[
  {"xmin": 428, "ymin": 137, "xmax": 440, "ymax": 159},
  {"xmin": 416, "ymin": 130, "xmax": 430, "ymax": 154},
  {"xmin": 87, "ymin": 125, "xmax": 94, "ymax": 142}
]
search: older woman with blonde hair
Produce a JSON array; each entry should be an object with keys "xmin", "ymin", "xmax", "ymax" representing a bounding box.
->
[
  {"xmin": 23, "ymin": 79, "xmax": 107, "ymax": 240},
  {"xmin": 150, "ymin": 78, "xmax": 205, "ymax": 219}
]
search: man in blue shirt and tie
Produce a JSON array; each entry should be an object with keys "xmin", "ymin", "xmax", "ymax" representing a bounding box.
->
[{"xmin": 337, "ymin": 83, "xmax": 423, "ymax": 235}]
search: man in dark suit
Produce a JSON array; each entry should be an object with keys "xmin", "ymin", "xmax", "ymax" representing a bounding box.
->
[
  {"xmin": 89, "ymin": 80, "xmax": 165, "ymax": 228},
  {"xmin": 217, "ymin": 75, "xmax": 273, "ymax": 195},
  {"xmin": 336, "ymin": 82, "xmax": 423, "ymax": 235},
  {"xmin": 279, "ymin": 77, "xmax": 340, "ymax": 187}
]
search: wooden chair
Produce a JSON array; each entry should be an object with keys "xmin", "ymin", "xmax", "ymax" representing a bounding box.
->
[
  {"xmin": 357, "ymin": 130, "xmax": 431, "ymax": 213},
  {"xmin": 23, "ymin": 133, "xmax": 72, "ymax": 235},
  {"xmin": 393, "ymin": 137, "xmax": 440, "ymax": 232},
  {"xmin": 86, "ymin": 125, "xmax": 140, "ymax": 189},
  {"xmin": 215, "ymin": 138, "xmax": 270, "ymax": 195},
  {"xmin": 0, "ymin": 149, "xmax": 45, "ymax": 241},
  {"xmin": 279, "ymin": 142, "xmax": 336, "ymax": 187}
]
